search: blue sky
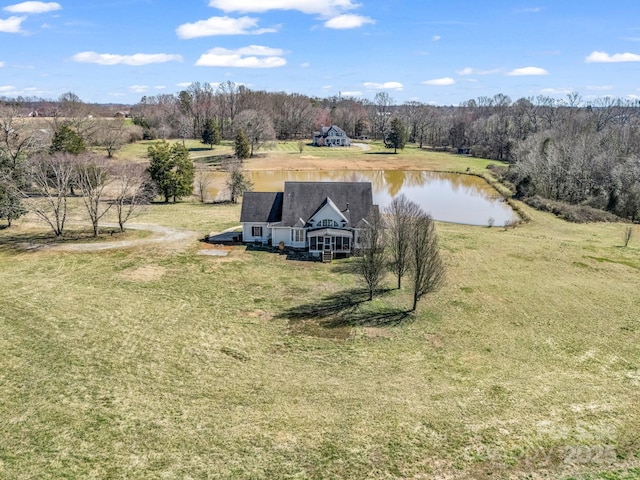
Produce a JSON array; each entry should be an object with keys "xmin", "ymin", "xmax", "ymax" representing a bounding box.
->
[{"xmin": 2, "ymin": 0, "xmax": 640, "ymax": 105}]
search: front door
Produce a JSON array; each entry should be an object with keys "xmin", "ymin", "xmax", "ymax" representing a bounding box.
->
[{"xmin": 324, "ymin": 237, "xmax": 333, "ymax": 251}]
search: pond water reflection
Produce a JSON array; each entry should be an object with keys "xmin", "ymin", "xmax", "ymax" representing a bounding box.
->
[{"xmin": 210, "ymin": 170, "xmax": 517, "ymax": 226}]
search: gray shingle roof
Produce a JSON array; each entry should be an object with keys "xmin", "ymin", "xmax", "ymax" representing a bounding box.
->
[
  {"xmin": 280, "ymin": 182, "xmax": 373, "ymax": 227},
  {"xmin": 240, "ymin": 182, "xmax": 374, "ymax": 228},
  {"xmin": 239, "ymin": 192, "xmax": 283, "ymax": 223}
]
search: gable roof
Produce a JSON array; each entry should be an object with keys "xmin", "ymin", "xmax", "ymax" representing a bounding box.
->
[
  {"xmin": 314, "ymin": 125, "xmax": 348, "ymax": 138},
  {"xmin": 307, "ymin": 197, "xmax": 350, "ymax": 226},
  {"xmin": 280, "ymin": 182, "xmax": 373, "ymax": 228},
  {"xmin": 240, "ymin": 192, "xmax": 283, "ymax": 223}
]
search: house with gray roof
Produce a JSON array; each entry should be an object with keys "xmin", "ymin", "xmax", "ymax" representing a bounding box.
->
[
  {"xmin": 312, "ymin": 125, "xmax": 351, "ymax": 147},
  {"xmin": 240, "ymin": 182, "xmax": 375, "ymax": 258}
]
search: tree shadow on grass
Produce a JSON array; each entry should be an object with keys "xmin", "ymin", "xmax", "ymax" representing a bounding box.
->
[{"xmin": 276, "ymin": 288, "xmax": 413, "ymax": 337}]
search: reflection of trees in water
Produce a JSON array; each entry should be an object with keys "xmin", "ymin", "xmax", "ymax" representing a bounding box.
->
[
  {"xmin": 218, "ymin": 169, "xmax": 502, "ymax": 200},
  {"xmin": 420, "ymin": 171, "xmax": 494, "ymax": 198},
  {"xmin": 209, "ymin": 169, "xmax": 514, "ymax": 224}
]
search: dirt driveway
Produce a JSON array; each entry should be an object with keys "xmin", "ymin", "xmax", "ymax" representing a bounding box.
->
[{"xmin": 47, "ymin": 223, "xmax": 197, "ymax": 253}]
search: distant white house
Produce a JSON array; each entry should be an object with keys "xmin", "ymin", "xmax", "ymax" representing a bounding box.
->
[
  {"xmin": 240, "ymin": 182, "xmax": 375, "ymax": 258},
  {"xmin": 312, "ymin": 125, "xmax": 351, "ymax": 147}
]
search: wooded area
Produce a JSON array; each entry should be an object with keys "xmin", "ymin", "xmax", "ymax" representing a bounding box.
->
[{"xmin": 2, "ymin": 85, "xmax": 640, "ymax": 223}]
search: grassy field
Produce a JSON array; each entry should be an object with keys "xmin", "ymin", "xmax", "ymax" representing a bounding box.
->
[{"xmin": 1, "ymin": 149, "xmax": 639, "ymax": 479}]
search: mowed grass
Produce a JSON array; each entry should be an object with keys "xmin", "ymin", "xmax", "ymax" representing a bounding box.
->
[
  {"xmin": 115, "ymin": 138, "xmax": 501, "ymax": 175},
  {"xmin": 1, "ymin": 155, "xmax": 640, "ymax": 478}
]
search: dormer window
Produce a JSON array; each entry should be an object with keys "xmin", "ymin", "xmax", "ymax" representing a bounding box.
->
[{"xmin": 320, "ymin": 219, "xmax": 339, "ymax": 227}]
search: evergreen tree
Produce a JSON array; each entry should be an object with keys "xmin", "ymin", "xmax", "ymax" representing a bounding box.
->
[
  {"xmin": 147, "ymin": 141, "xmax": 194, "ymax": 203},
  {"xmin": 0, "ymin": 179, "xmax": 27, "ymax": 227},
  {"xmin": 387, "ymin": 117, "xmax": 407, "ymax": 153},
  {"xmin": 201, "ymin": 118, "xmax": 221, "ymax": 150},
  {"xmin": 50, "ymin": 125, "xmax": 86, "ymax": 154},
  {"xmin": 234, "ymin": 128, "xmax": 250, "ymax": 160}
]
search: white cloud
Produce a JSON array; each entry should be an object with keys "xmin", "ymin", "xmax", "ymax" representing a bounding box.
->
[
  {"xmin": 300, "ymin": 62, "xmax": 310, "ymax": 68},
  {"xmin": 363, "ymin": 81, "xmax": 403, "ymax": 91},
  {"xmin": 0, "ymin": 16, "xmax": 26, "ymax": 33},
  {"xmin": 422, "ymin": 77, "xmax": 455, "ymax": 86},
  {"xmin": 0, "ymin": 85, "xmax": 16, "ymax": 92},
  {"xmin": 208, "ymin": 0, "xmax": 358, "ymax": 15},
  {"xmin": 627, "ymin": 94, "xmax": 640, "ymax": 100},
  {"xmin": 432, "ymin": 35, "xmax": 441, "ymax": 41},
  {"xmin": 129, "ymin": 85, "xmax": 149, "ymax": 93},
  {"xmin": 324, "ymin": 14, "xmax": 374, "ymax": 29},
  {"xmin": 540, "ymin": 87, "xmax": 573, "ymax": 95},
  {"xmin": 195, "ymin": 45, "xmax": 286, "ymax": 68},
  {"xmin": 586, "ymin": 85, "xmax": 613, "ymax": 91},
  {"xmin": 456, "ymin": 67, "xmax": 501, "ymax": 76},
  {"xmin": 507, "ymin": 66, "xmax": 548, "ymax": 76},
  {"xmin": 520, "ymin": 7, "xmax": 542, "ymax": 13},
  {"xmin": 72, "ymin": 51, "xmax": 183, "ymax": 66},
  {"xmin": 340, "ymin": 91, "xmax": 362, "ymax": 96},
  {"xmin": 176, "ymin": 82, "xmax": 193, "ymax": 88},
  {"xmin": 585, "ymin": 51, "xmax": 640, "ymax": 63},
  {"xmin": 176, "ymin": 16, "xmax": 278, "ymax": 38},
  {"xmin": 322, "ymin": 85, "xmax": 333, "ymax": 89},
  {"xmin": 3, "ymin": 2, "xmax": 61, "ymax": 14},
  {"xmin": 0, "ymin": 61, "xmax": 4, "ymax": 68}
]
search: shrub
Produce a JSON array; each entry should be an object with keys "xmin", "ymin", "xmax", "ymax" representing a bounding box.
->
[{"xmin": 524, "ymin": 196, "xmax": 621, "ymax": 223}]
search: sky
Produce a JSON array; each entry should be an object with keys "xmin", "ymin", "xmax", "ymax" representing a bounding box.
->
[{"xmin": 2, "ymin": 0, "xmax": 640, "ymax": 105}]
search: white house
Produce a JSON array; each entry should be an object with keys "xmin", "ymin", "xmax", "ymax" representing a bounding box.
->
[
  {"xmin": 240, "ymin": 182, "xmax": 375, "ymax": 258},
  {"xmin": 312, "ymin": 125, "xmax": 351, "ymax": 147}
]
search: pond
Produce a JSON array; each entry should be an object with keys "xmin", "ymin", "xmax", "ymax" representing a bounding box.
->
[{"xmin": 208, "ymin": 170, "xmax": 518, "ymax": 227}]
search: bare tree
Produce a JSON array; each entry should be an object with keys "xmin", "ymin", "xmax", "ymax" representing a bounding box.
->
[
  {"xmin": 1, "ymin": 104, "xmax": 41, "ymax": 171},
  {"xmin": 27, "ymin": 153, "xmax": 75, "ymax": 236},
  {"xmin": 75, "ymin": 155, "xmax": 112, "ymax": 237},
  {"xmin": 385, "ymin": 194, "xmax": 421, "ymax": 289},
  {"xmin": 54, "ymin": 91, "xmax": 99, "ymax": 144},
  {"xmin": 623, "ymin": 226, "xmax": 634, "ymax": 247},
  {"xmin": 358, "ymin": 208, "xmax": 386, "ymax": 301},
  {"xmin": 95, "ymin": 118, "xmax": 127, "ymax": 158},
  {"xmin": 225, "ymin": 161, "xmax": 253, "ymax": 204},
  {"xmin": 111, "ymin": 162, "xmax": 152, "ymax": 232},
  {"xmin": 369, "ymin": 92, "xmax": 393, "ymax": 141},
  {"xmin": 410, "ymin": 213, "xmax": 445, "ymax": 311},
  {"xmin": 195, "ymin": 167, "xmax": 213, "ymax": 203},
  {"xmin": 233, "ymin": 109, "xmax": 276, "ymax": 156}
]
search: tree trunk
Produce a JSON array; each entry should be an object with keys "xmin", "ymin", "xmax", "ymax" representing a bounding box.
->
[
  {"xmin": 397, "ymin": 274, "xmax": 402, "ymax": 289},
  {"xmin": 412, "ymin": 292, "xmax": 418, "ymax": 311}
]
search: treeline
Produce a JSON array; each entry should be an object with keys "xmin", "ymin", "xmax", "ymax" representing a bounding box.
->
[{"xmin": 3, "ymin": 85, "xmax": 640, "ymax": 222}]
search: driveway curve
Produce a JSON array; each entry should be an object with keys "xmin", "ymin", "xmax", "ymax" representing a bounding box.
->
[{"xmin": 49, "ymin": 223, "xmax": 197, "ymax": 253}]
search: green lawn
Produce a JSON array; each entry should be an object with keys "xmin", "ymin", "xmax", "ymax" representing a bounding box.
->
[{"xmin": 1, "ymin": 153, "xmax": 639, "ymax": 478}]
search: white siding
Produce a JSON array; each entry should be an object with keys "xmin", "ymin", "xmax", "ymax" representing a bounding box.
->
[
  {"xmin": 272, "ymin": 227, "xmax": 291, "ymax": 246},
  {"xmin": 309, "ymin": 203, "xmax": 346, "ymax": 228},
  {"xmin": 242, "ymin": 223, "xmax": 269, "ymax": 243}
]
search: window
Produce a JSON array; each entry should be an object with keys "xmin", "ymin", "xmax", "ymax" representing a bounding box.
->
[
  {"xmin": 294, "ymin": 229, "xmax": 305, "ymax": 243},
  {"xmin": 310, "ymin": 237, "xmax": 317, "ymax": 250},
  {"xmin": 320, "ymin": 219, "xmax": 339, "ymax": 227},
  {"xmin": 252, "ymin": 226, "xmax": 263, "ymax": 237}
]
